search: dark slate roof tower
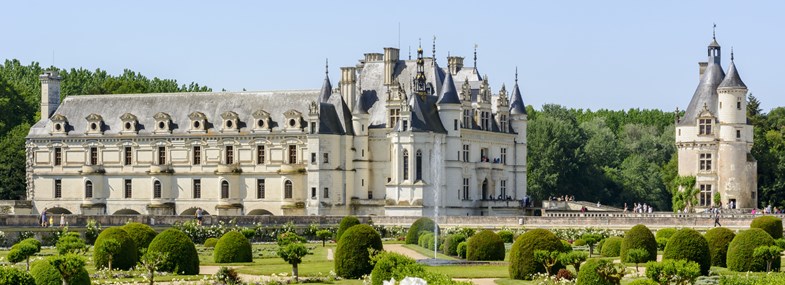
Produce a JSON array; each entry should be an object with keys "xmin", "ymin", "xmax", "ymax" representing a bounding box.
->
[
  {"xmin": 437, "ymin": 66, "xmax": 461, "ymax": 105},
  {"xmin": 719, "ymin": 50, "xmax": 746, "ymax": 89},
  {"xmin": 509, "ymin": 68, "xmax": 527, "ymax": 115},
  {"xmin": 678, "ymin": 35, "xmax": 725, "ymax": 126}
]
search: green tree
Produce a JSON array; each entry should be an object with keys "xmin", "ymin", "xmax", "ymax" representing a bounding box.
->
[
  {"xmin": 0, "ymin": 122, "xmax": 31, "ymax": 199},
  {"xmin": 581, "ymin": 234, "xmax": 602, "ymax": 257},
  {"xmin": 753, "ymin": 245, "xmax": 782, "ymax": 272},
  {"xmin": 557, "ymin": 251, "xmax": 588, "ymax": 273},
  {"xmin": 8, "ymin": 239, "xmax": 40, "ymax": 270},
  {"xmin": 276, "ymin": 232, "xmax": 310, "ymax": 281},
  {"xmin": 645, "ymin": 260, "xmax": 701, "ymax": 285},
  {"xmin": 626, "ymin": 248, "xmax": 648, "ymax": 272},
  {"xmin": 138, "ymin": 249, "xmax": 169, "ymax": 285},
  {"xmin": 49, "ymin": 254, "xmax": 86, "ymax": 285},
  {"xmin": 96, "ymin": 239, "xmax": 121, "ymax": 271},
  {"xmin": 533, "ymin": 250, "xmax": 560, "ymax": 276},
  {"xmin": 56, "ymin": 232, "xmax": 87, "ymax": 255},
  {"xmin": 316, "ymin": 230, "xmax": 333, "ymax": 247}
]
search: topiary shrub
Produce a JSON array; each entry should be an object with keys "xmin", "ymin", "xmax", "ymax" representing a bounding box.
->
[
  {"xmin": 466, "ymin": 230, "xmax": 505, "ymax": 261},
  {"xmin": 656, "ymin": 228, "xmax": 677, "ymax": 239},
  {"xmin": 509, "ymin": 228, "xmax": 566, "ymax": 280},
  {"xmin": 751, "ymin": 215, "xmax": 783, "ymax": 240},
  {"xmin": 0, "ymin": 266, "xmax": 35, "ymax": 285},
  {"xmin": 30, "ymin": 259, "xmax": 90, "ymax": 285},
  {"xmin": 203, "ymin": 237, "xmax": 219, "ymax": 248},
  {"xmin": 418, "ymin": 232, "xmax": 435, "ymax": 249},
  {"xmin": 576, "ymin": 258, "xmax": 616, "ymax": 285},
  {"xmin": 370, "ymin": 252, "xmax": 425, "ymax": 285},
  {"xmin": 561, "ymin": 240, "xmax": 572, "ymax": 252},
  {"xmin": 498, "ymin": 230, "xmax": 515, "ymax": 243},
  {"xmin": 93, "ymin": 227, "xmax": 138, "ymax": 270},
  {"xmin": 334, "ymin": 224, "xmax": 383, "ymax": 279},
  {"xmin": 628, "ymin": 280, "xmax": 658, "ymax": 285},
  {"xmin": 620, "ymin": 224, "xmax": 657, "ymax": 263},
  {"xmin": 662, "ymin": 228, "xmax": 710, "ymax": 275},
  {"xmin": 405, "ymin": 217, "xmax": 438, "ymax": 245},
  {"xmin": 727, "ymin": 228, "xmax": 777, "ymax": 272},
  {"xmin": 704, "ymin": 227, "xmax": 735, "ymax": 267},
  {"xmin": 336, "ymin": 216, "xmax": 361, "ymax": 242},
  {"xmin": 442, "ymin": 234, "xmax": 467, "ymax": 256},
  {"xmin": 573, "ymin": 239, "xmax": 587, "ymax": 246},
  {"xmin": 122, "ymin": 222, "xmax": 157, "ymax": 252},
  {"xmin": 457, "ymin": 241, "xmax": 468, "ymax": 258},
  {"xmin": 147, "ymin": 228, "xmax": 200, "ymax": 275},
  {"xmin": 214, "ymin": 231, "xmax": 253, "ymax": 263},
  {"xmin": 601, "ymin": 237, "xmax": 623, "ymax": 257}
]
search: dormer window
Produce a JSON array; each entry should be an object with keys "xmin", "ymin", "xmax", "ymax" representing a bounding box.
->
[
  {"xmin": 221, "ymin": 111, "xmax": 239, "ymax": 133},
  {"xmin": 50, "ymin": 114, "xmax": 68, "ymax": 135},
  {"xmin": 85, "ymin": 113, "xmax": 104, "ymax": 135},
  {"xmin": 153, "ymin": 112, "xmax": 172, "ymax": 134},
  {"xmin": 119, "ymin": 113, "xmax": 138, "ymax": 134},
  {"xmin": 283, "ymin": 109, "xmax": 303, "ymax": 131},
  {"xmin": 188, "ymin": 111, "xmax": 207, "ymax": 134},
  {"xmin": 252, "ymin": 109, "xmax": 271, "ymax": 132},
  {"xmin": 699, "ymin": 118, "xmax": 712, "ymax": 135}
]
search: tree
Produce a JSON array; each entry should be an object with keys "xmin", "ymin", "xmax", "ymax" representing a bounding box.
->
[
  {"xmin": 138, "ymin": 249, "xmax": 169, "ymax": 285},
  {"xmin": 276, "ymin": 232, "xmax": 310, "ymax": 281},
  {"xmin": 50, "ymin": 254, "xmax": 86, "ymax": 285},
  {"xmin": 8, "ymin": 239, "xmax": 41, "ymax": 270},
  {"xmin": 645, "ymin": 260, "xmax": 700, "ymax": 285},
  {"xmin": 557, "ymin": 251, "xmax": 588, "ymax": 273},
  {"xmin": 316, "ymin": 230, "xmax": 333, "ymax": 247},
  {"xmin": 671, "ymin": 176, "xmax": 697, "ymax": 212},
  {"xmin": 97, "ymin": 239, "xmax": 121, "ymax": 271},
  {"xmin": 581, "ymin": 233, "xmax": 602, "ymax": 257},
  {"xmin": 753, "ymin": 245, "xmax": 782, "ymax": 272},
  {"xmin": 56, "ymin": 232, "xmax": 87, "ymax": 255},
  {"xmin": 533, "ymin": 250, "xmax": 560, "ymax": 276},
  {"xmin": 626, "ymin": 248, "xmax": 648, "ymax": 273},
  {"xmin": 0, "ymin": 123, "xmax": 31, "ymax": 199}
]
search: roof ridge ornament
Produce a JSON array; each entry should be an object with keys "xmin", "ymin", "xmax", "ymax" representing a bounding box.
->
[
  {"xmin": 731, "ymin": 47, "xmax": 734, "ymax": 61},
  {"xmin": 473, "ymin": 44, "xmax": 478, "ymax": 73},
  {"xmin": 432, "ymin": 35, "xmax": 436, "ymax": 66},
  {"xmin": 515, "ymin": 66, "xmax": 518, "ymax": 84},
  {"xmin": 713, "ymin": 23, "xmax": 716, "ymax": 40}
]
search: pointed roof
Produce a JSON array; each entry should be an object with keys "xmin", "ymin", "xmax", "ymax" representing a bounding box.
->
[
  {"xmin": 509, "ymin": 80, "xmax": 527, "ymax": 115},
  {"xmin": 437, "ymin": 70, "xmax": 460, "ymax": 104},
  {"xmin": 318, "ymin": 74, "xmax": 332, "ymax": 103},
  {"xmin": 719, "ymin": 58, "xmax": 746, "ymax": 89},
  {"xmin": 678, "ymin": 61, "xmax": 725, "ymax": 126},
  {"xmin": 352, "ymin": 93, "xmax": 368, "ymax": 114}
]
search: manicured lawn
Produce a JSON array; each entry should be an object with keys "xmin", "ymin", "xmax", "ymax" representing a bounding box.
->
[{"xmin": 426, "ymin": 264, "xmax": 508, "ymax": 278}]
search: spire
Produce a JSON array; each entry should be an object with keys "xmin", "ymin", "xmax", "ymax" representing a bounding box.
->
[
  {"xmin": 719, "ymin": 49, "xmax": 747, "ymax": 89},
  {"xmin": 414, "ymin": 41, "xmax": 427, "ymax": 98},
  {"xmin": 707, "ymin": 27, "xmax": 721, "ymax": 64},
  {"xmin": 432, "ymin": 35, "xmax": 436, "ymax": 66},
  {"xmin": 473, "ymin": 44, "xmax": 478, "ymax": 73},
  {"xmin": 318, "ymin": 59, "xmax": 332, "ymax": 103},
  {"xmin": 437, "ymin": 67, "xmax": 460, "ymax": 105},
  {"xmin": 509, "ymin": 68, "xmax": 526, "ymax": 115}
]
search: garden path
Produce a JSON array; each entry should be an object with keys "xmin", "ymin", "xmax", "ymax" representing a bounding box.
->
[
  {"xmin": 455, "ymin": 278, "xmax": 497, "ymax": 285},
  {"xmin": 200, "ymin": 265, "xmax": 259, "ymax": 283},
  {"xmin": 327, "ymin": 248, "xmax": 334, "ymax": 260},
  {"xmin": 384, "ymin": 244, "xmax": 429, "ymax": 260}
]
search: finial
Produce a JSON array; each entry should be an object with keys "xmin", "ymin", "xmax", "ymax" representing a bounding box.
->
[
  {"xmin": 325, "ymin": 58, "xmax": 329, "ymax": 76},
  {"xmin": 447, "ymin": 51, "xmax": 451, "ymax": 68},
  {"xmin": 515, "ymin": 66, "xmax": 518, "ymax": 84},
  {"xmin": 432, "ymin": 35, "xmax": 436, "ymax": 60},
  {"xmin": 713, "ymin": 23, "xmax": 716, "ymax": 40},
  {"xmin": 473, "ymin": 44, "xmax": 478, "ymax": 69},
  {"xmin": 731, "ymin": 47, "xmax": 734, "ymax": 61},
  {"xmin": 408, "ymin": 46, "xmax": 411, "ymax": 60}
]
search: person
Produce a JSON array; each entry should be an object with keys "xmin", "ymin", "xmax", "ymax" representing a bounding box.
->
[
  {"xmin": 48, "ymin": 216, "xmax": 53, "ymax": 228},
  {"xmin": 59, "ymin": 214, "xmax": 65, "ymax": 227},
  {"xmin": 597, "ymin": 201, "xmax": 601, "ymax": 208},
  {"xmin": 623, "ymin": 203, "xmax": 628, "ymax": 213},
  {"xmin": 196, "ymin": 208, "xmax": 204, "ymax": 226},
  {"xmin": 714, "ymin": 210, "xmax": 722, "ymax": 227},
  {"xmin": 40, "ymin": 208, "xmax": 47, "ymax": 227}
]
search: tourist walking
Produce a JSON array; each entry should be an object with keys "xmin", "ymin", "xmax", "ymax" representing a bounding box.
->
[
  {"xmin": 196, "ymin": 208, "xmax": 203, "ymax": 226},
  {"xmin": 714, "ymin": 210, "xmax": 722, "ymax": 227},
  {"xmin": 40, "ymin": 208, "xmax": 47, "ymax": 227}
]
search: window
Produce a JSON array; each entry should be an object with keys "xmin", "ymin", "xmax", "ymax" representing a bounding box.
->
[
  {"xmin": 193, "ymin": 179, "xmax": 201, "ymax": 199},
  {"xmin": 737, "ymin": 101, "xmax": 742, "ymax": 110},
  {"xmin": 288, "ymin": 145, "xmax": 297, "ymax": 164},
  {"xmin": 257, "ymin": 145, "xmax": 265, "ymax": 164},
  {"xmin": 153, "ymin": 180, "xmax": 162, "ymax": 198},
  {"xmin": 225, "ymin": 146, "xmax": 234, "ymax": 164},
  {"xmin": 389, "ymin": 108, "xmax": 400, "ymax": 128},
  {"xmin": 462, "ymin": 145, "xmax": 470, "ymax": 162},
  {"xmin": 402, "ymin": 120, "xmax": 408, "ymax": 131},
  {"xmin": 311, "ymin": 187, "xmax": 317, "ymax": 199},
  {"xmin": 85, "ymin": 180, "xmax": 93, "ymax": 198},
  {"xmin": 402, "ymin": 149, "xmax": 409, "ymax": 180},
  {"xmin": 193, "ymin": 146, "xmax": 201, "ymax": 165},
  {"xmin": 463, "ymin": 109, "xmax": 471, "ymax": 128},
  {"xmin": 481, "ymin": 112, "xmax": 490, "ymax": 130},
  {"xmin": 157, "ymin": 146, "xmax": 166, "ymax": 165},
  {"xmin": 415, "ymin": 150, "xmax": 423, "ymax": 181},
  {"xmin": 454, "ymin": 119, "xmax": 458, "ymax": 131},
  {"xmin": 500, "ymin": 115, "xmax": 508, "ymax": 132},
  {"xmin": 124, "ymin": 179, "xmax": 132, "ymax": 198},
  {"xmin": 699, "ymin": 153, "xmax": 712, "ymax": 171},
  {"xmin": 500, "ymin": 180, "xmax": 507, "ymax": 199},
  {"xmin": 368, "ymin": 190, "xmax": 373, "ymax": 199},
  {"xmin": 323, "ymin": 153, "xmax": 329, "ymax": 164},
  {"xmin": 324, "ymin": 187, "xmax": 329, "ymax": 199},
  {"xmin": 54, "ymin": 147, "xmax": 62, "ymax": 166},
  {"xmin": 311, "ymin": 153, "xmax": 316, "ymax": 164},
  {"xmin": 89, "ymin": 147, "xmax": 98, "ymax": 165},
  {"xmin": 501, "ymin": 148, "xmax": 507, "ymax": 164},
  {"xmin": 462, "ymin": 178, "xmax": 469, "ymax": 200},
  {"xmin": 736, "ymin": 130, "xmax": 741, "ymax": 139},
  {"xmin": 481, "ymin": 148, "xmax": 489, "ymax": 162},
  {"xmin": 55, "ymin": 179, "xmax": 62, "ymax": 198},
  {"xmin": 699, "ymin": 118, "xmax": 712, "ymax": 135},
  {"xmin": 221, "ymin": 180, "xmax": 229, "ymax": 199},
  {"xmin": 699, "ymin": 184, "xmax": 712, "ymax": 207},
  {"xmin": 284, "ymin": 180, "xmax": 293, "ymax": 199},
  {"xmin": 124, "ymin": 147, "xmax": 132, "ymax": 166},
  {"xmin": 310, "ymin": 122, "xmax": 316, "ymax": 134},
  {"xmin": 257, "ymin": 179, "xmax": 265, "ymax": 199}
]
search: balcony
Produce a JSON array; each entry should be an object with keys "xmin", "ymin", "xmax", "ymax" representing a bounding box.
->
[
  {"xmin": 148, "ymin": 164, "xmax": 173, "ymax": 174},
  {"xmin": 279, "ymin": 163, "xmax": 306, "ymax": 174},
  {"xmin": 216, "ymin": 164, "xmax": 242, "ymax": 175},
  {"xmin": 80, "ymin": 165, "xmax": 105, "ymax": 175}
]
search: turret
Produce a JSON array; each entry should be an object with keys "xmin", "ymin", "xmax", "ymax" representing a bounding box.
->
[
  {"xmin": 318, "ymin": 61, "xmax": 332, "ymax": 103},
  {"xmin": 40, "ymin": 71, "xmax": 61, "ymax": 119},
  {"xmin": 509, "ymin": 69, "xmax": 528, "ymax": 143},
  {"xmin": 717, "ymin": 50, "xmax": 748, "ymax": 125},
  {"xmin": 437, "ymin": 66, "xmax": 461, "ymax": 137}
]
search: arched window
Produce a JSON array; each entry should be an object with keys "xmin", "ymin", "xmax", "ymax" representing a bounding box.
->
[
  {"xmin": 221, "ymin": 180, "xmax": 229, "ymax": 199},
  {"xmin": 402, "ymin": 149, "xmax": 409, "ymax": 180},
  {"xmin": 85, "ymin": 180, "xmax": 93, "ymax": 198},
  {"xmin": 482, "ymin": 179, "xmax": 489, "ymax": 200},
  {"xmin": 153, "ymin": 180, "xmax": 162, "ymax": 198},
  {"xmin": 284, "ymin": 180, "xmax": 293, "ymax": 199},
  {"xmin": 415, "ymin": 150, "xmax": 423, "ymax": 181}
]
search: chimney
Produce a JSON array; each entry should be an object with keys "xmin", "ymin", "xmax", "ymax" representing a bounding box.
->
[
  {"xmin": 340, "ymin": 67, "xmax": 357, "ymax": 109},
  {"xmin": 383, "ymin": 47, "xmax": 400, "ymax": 86},
  {"xmin": 447, "ymin": 56, "xmax": 464, "ymax": 74},
  {"xmin": 40, "ymin": 71, "xmax": 62, "ymax": 119},
  {"xmin": 364, "ymin": 53, "xmax": 383, "ymax": 63},
  {"xmin": 698, "ymin": 62, "xmax": 708, "ymax": 78}
]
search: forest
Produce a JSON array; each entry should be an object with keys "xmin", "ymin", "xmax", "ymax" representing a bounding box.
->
[{"xmin": 1, "ymin": 59, "xmax": 784, "ymax": 211}]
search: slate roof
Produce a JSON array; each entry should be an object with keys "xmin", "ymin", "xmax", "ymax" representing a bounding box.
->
[
  {"xmin": 718, "ymin": 60, "xmax": 746, "ymax": 89},
  {"xmin": 437, "ymin": 70, "xmax": 461, "ymax": 104},
  {"xmin": 509, "ymin": 82, "xmax": 527, "ymax": 115},
  {"xmin": 679, "ymin": 61, "xmax": 725, "ymax": 126},
  {"xmin": 397, "ymin": 95, "xmax": 447, "ymax": 133}
]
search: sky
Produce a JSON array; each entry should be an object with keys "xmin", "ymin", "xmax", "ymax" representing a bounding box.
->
[{"xmin": 2, "ymin": 1, "xmax": 783, "ymax": 112}]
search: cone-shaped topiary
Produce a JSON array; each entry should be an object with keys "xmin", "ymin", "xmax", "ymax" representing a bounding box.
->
[
  {"xmin": 704, "ymin": 227, "xmax": 735, "ymax": 267},
  {"xmin": 121, "ymin": 222, "xmax": 157, "ymax": 252},
  {"xmin": 751, "ymin": 216, "xmax": 783, "ymax": 240},
  {"xmin": 93, "ymin": 227, "xmax": 138, "ymax": 270},
  {"xmin": 214, "ymin": 231, "xmax": 253, "ymax": 263},
  {"xmin": 466, "ymin": 230, "xmax": 505, "ymax": 261},
  {"xmin": 576, "ymin": 258, "xmax": 616, "ymax": 285},
  {"xmin": 204, "ymin": 237, "xmax": 219, "ymax": 248},
  {"xmin": 147, "ymin": 228, "xmax": 200, "ymax": 275},
  {"xmin": 334, "ymin": 224, "xmax": 383, "ymax": 279},
  {"xmin": 600, "ymin": 237, "xmax": 623, "ymax": 257},
  {"xmin": 621, "ymin": 224, "xmax": 657, "ymax": 263},
  {"xmin": 663, "ymin": 228, "xmax": 711, "ymax": 275},
  {"xmin": 509, "ymin": 228, "xmax": 565, "ymax": 280},
  {"xmin": 405, "ymin": 217, "xmax": 439, "ymax": 244},
  {"xmin": 336, "ymin": 216, "xmax": 361, "ymax": 242},
  {"xmin": 727, "ymin": 228, "xmax": 777, "ymax": 272}
]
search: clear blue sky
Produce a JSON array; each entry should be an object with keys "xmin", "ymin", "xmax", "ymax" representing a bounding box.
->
[{"xmin": 2, "ymin": 1, "xmax": 783, "ymax": 112}]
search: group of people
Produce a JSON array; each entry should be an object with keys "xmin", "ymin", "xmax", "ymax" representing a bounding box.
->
[
  {"xmin": 549, "ymin": 195, "xmax": 575, "ymax": 202},
  {"xmin": 39, "ymin": 207, "xmax": 66, "ymax": 227},
  {"xmin": 623, "ymin": 203, "xmax": 654, "ymax": 213}
]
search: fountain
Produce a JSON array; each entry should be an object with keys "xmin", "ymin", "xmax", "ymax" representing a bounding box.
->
[{"xmin": 431, "ymin": 134, "xmax": 443, "ymax": 258}]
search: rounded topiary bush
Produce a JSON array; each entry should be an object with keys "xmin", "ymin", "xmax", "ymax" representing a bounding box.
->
[
  {"xmin": 727, "ymin": 228, "xmax": 777, "ymax": 272},
  {"xmin": 572, "ymin": 239, "xmax": 587, "ymax": 246},
  {"xmin": 30, "ymin": 259, "xmax": 90, "ymax": 285},
  {"xmin": 656, "ymin": 228, "xmax": 677, "ymax": 239},
  {"xmin": 405, "ymin": 217, "xmax": 438, "ymax": 244},
  {"xmin": 336, "ymin": 216, "xmax": 361, "ymax": 242},
  {"xmin": 418, "ymin": 232, "xmax": 434, "ymax": 249},
  {"xmin": 122, "ymin": 222, "xmax": 157, "ymax": 251},
  {"xmin": 443, "ymin": 234, "xmax": 467, "ymax": 256},
  {"xmin": 663, "ymin": 228, "xmax": 711, "ymax": 275},
  {"xmin": 204, "ymin": 237, "xmax": 219, "ymax": 248},
  {"xmin": 214, "ymin": 231, "xmax": 253, "ymax": 263},
  {"xmin": 457, "ymin": 241, "xmax": 468, "ymax": 258},
  {"xmin": 93, "ymin": 227, "xmax": 138, "ymax": 270},
  {"xmin": 0, "ymin": 266, "xmax": 35, "ymax": 285},
  {"xmin": 601, "ymin": 236, "xmax": 623, "ymax": 257},
  {"xmin": 509, "ymin": 228, "xmax": 565, "ymax": 280},
  {"xmin": 335, "ymin": 224, "xmax": 383, "ymax": 279},
  {"xmin": 751, "ymin": 215, "xmax": 783, "ymax": 240},
  {"xmin": 576, "ymin": 258, "xmax": 615, "ymax": 285},
  {"xmin": 466, "ymin": 230, "xmax": 505, "ymax": 261},
  {"xmin": 498, "ymin": 230, "xmax": 515, "ymax": 243},
  {"xmin": 147, "ymin": 228, "xmax": 200, "ymax": 275},
  {"xmin": 621, "ymin": 224, "xmax": 657, "ymax": 263},
  {"xmin": 370, "ymin": 252, "xmax": 425, "ymax": 285},
  {"xmin": 704, "ymin": 227, "xmax": 735, "ymax": 267},
  {"xmin": 628, "ymin": 279, "xmax": 658, "ymax": 285}
]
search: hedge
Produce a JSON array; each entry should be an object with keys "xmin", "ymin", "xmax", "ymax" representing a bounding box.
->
[
  {"xmin": 418, "ymin": 232, "xmax": 435, "ymax": 250},
  {"xmin": 751, "ymin": 216, "xmax": 783, "ymax": 240},
  {"xmin": 93, "ymin": 227, "xmax": 138, "ymax": 270},
  {"xmin": 334, "ymin": 224, "xmax": 383, "ymax": 279},
  {"xmin": 663, "ymin": 228, "xmax": 711, "ymax": 275},
  {"xmin": 509, "ymin": 228, "xmax": 565, "ymax": 280},
  {"xmin": 336, "ymin": 216, "xmax": 361, "ymax": 242},
  {"xmin": 573, "ymin": 239, "xmax": 587, "ymax": 246},
  {"xmin": 576, "ymin": 258, "xmax": 616, "ymax": 285},
  {"xmin": 498, "ymin": 230, "xmax": 515, "ymax": 243},
  {"xmin": 204, "ymin": 237, "xmax": 219, "ymax": 248},
  {"xmin": 457, "ymin": 242, "xmax": 468, "ymax": 259},
  {"xmin": 147, "ymin": 229, "xmax": 200, "ymax": 275},
  {"xmin": 30, "ymin": 259, "xmax": 90, "ymax": 285},
  {"xmin": 122, "ymin": 222, "xmax": 158, "ymax": 251},
  {"xmin": 405, "ymin": 217, "xmax": 438, "ymax": 245},
  {"xmin": 727, "ymin": 228, "xmax": 777, "ymax": 272},
  {"xmin": 214, "ymin": 231, "xmax": 253, "ymax": 263},
  {"xmin": 704, "ymin": 227, "xmax": 735, "ymax": 267},
  {"xmin": 628, "ymin": 280, "xmax": 658, "ymax": 285},
  {"xmin": 620, "ymin": 224, "xmax": 657, "ymax": 263},
  {"xmin": 601, "ymin": 237, "xmax": 623, "ymax": 257},
  {"xmin": 443, "ymin": 234, "xmax": 467, "ymax": 256},
  {"xmin": 466, "ymin": 230, "xmax": 505, "ymax": 261},
  {"xmin": 0, "ymin": 266, "xmax": 35, "ymax": 285},
  {"xmin": 370, "ymin": 252, "xmax": 425, "ymax": 285},
  {"xmin": 656, "ymin": 228, "xmax": 677, "ymax": 239}
]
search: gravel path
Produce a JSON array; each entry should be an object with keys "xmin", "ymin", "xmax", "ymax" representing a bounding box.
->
[
  {"xmin": 384, "ymin": 244, "xmax": 429, "ymax": 260},
  {"xmin": 327, "ymin": 248, "xmax": 334, "ymax": 260}
]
